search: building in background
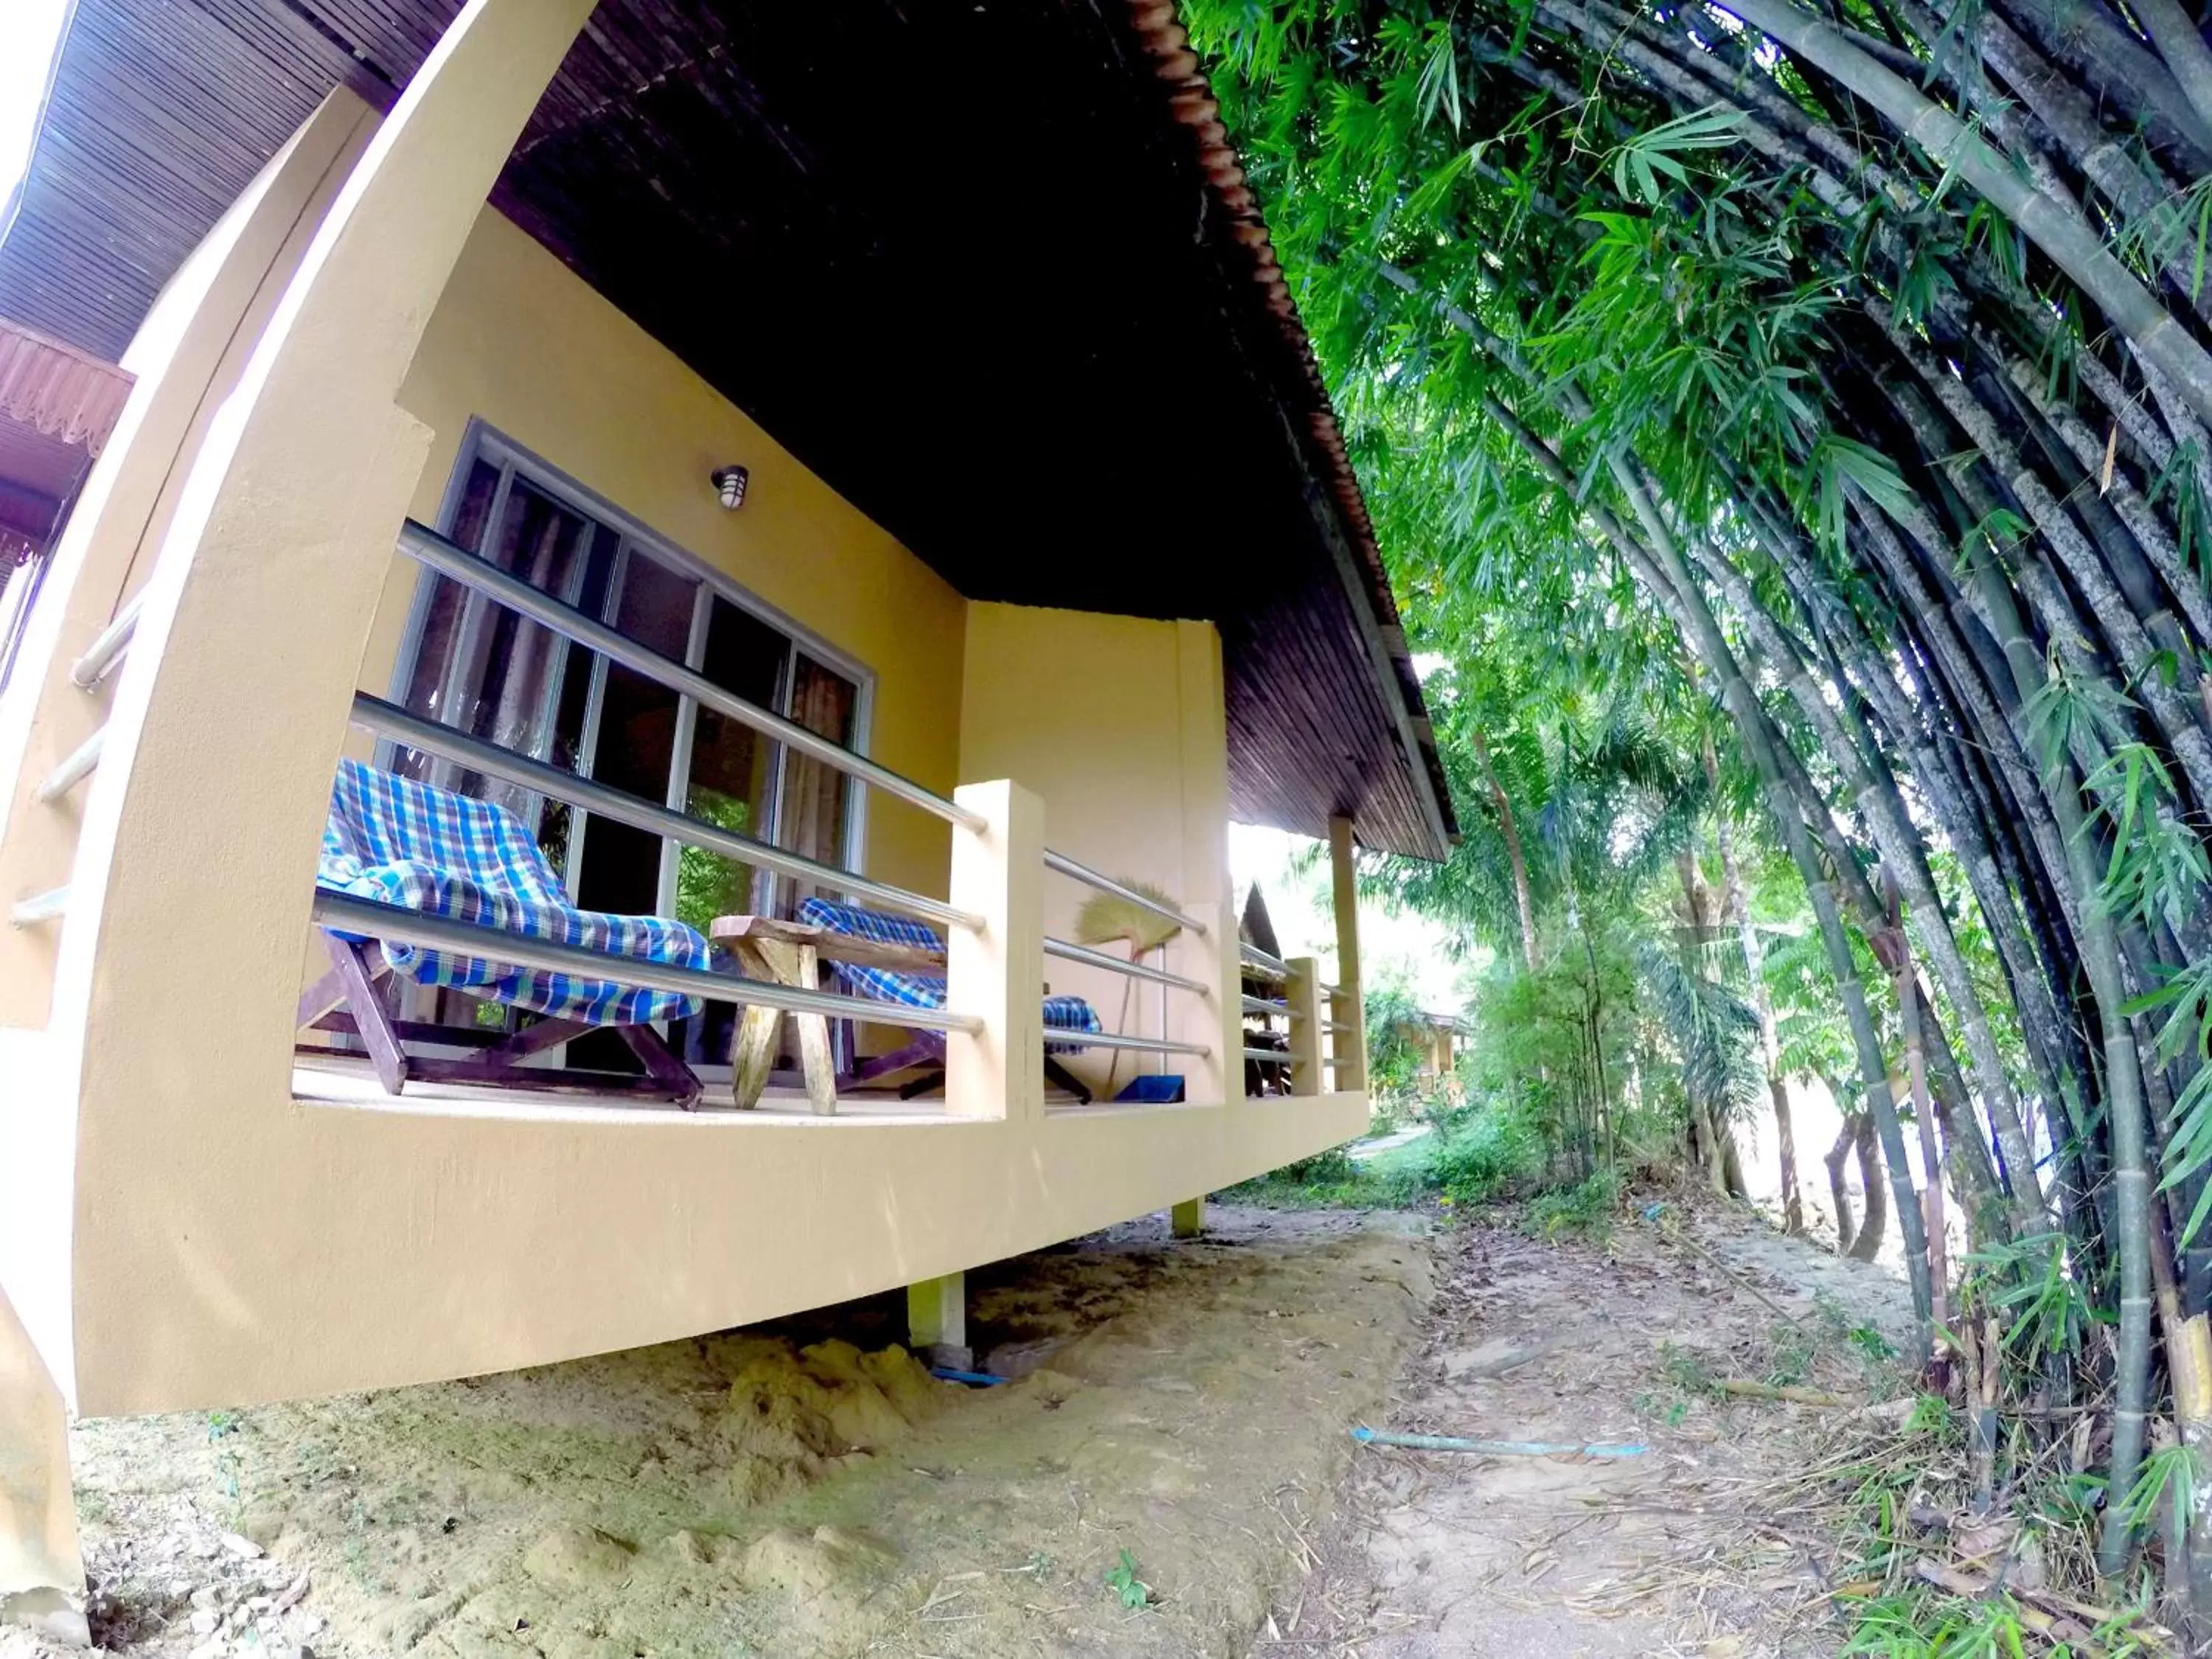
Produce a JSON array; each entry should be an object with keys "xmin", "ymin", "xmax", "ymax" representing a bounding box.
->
[{"xmin": 0, "ymin": 320, "xmax": 130, "ymax": 687}]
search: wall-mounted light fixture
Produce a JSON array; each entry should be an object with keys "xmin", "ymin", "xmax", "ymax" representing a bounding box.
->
[{"xmin": 710, "ymin": 465, "xmax": 750, "ymax": 510}]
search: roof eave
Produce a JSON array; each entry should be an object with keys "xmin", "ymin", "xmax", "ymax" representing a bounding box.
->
[{"xmin": 1126, "ymin": 0, "xmax": 1459, "ymax": 860}]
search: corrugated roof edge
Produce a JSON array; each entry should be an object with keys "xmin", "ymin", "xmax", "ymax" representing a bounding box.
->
[
  {"xmin": 0, "ymin": 315, "xmax": 133, "ymax": 456},
  {"xmin": 1126, "ymin": 0, "xmax": 1460, "ymax": 856}
]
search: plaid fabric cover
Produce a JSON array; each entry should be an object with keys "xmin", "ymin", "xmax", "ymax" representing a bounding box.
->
[
  {"xmin": 318, "ymin": 759, "xmax": 709, "ymax": 1025},
  {"xmin": 794, "ymin": 897, "xmax": 945, "ymax": 953},
  {"xmin": 793, "ymin": 896, "xmax": 1101, "ymax": 1051}
]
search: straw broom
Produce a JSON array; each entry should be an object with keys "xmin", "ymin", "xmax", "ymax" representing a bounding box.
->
[{"xmin": 1074, "ymin": 881, "xmax": 1184, "ymax": 1097}]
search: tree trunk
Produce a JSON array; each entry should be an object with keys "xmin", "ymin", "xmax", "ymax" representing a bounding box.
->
[
  {"xmin": 1473, "ymin": 727, "xmax": 1541, "ymax": 972},
  {"xmin": 1719, "ymin": 0, "xmax": 2212, "ymax": 427},
  {"xmin": 1705, "ymin": 733, "xmax": 1801, "ymax": 1231}
]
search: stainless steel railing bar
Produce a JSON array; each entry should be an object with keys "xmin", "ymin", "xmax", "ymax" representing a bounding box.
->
[
  {"xmin": 70, "ymin": 591, "xmax": 145, "ymax": 689},
  {"xmin": 35, "ymin": 726, "xmax": 105, "ymax": 801},
  {"xmin": 310, "ymin": 891, "xmax": 983, "ymax": 1032},
  {"xmin": 396, "ymin": 520, "xmax": 985, "ymax": 832},
  {"xmin": 349, "ymin": 693, "xmax": 978, "ymax": 933},
  {"xmin": 1043, "ymin": 935, "xmax": 1211, "ymax": 995}
]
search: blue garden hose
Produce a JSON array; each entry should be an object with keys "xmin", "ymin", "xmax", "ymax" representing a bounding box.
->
[{"xmin": 1351, "ymin": 1425, "xmax": 1646, "ymax": 1457}]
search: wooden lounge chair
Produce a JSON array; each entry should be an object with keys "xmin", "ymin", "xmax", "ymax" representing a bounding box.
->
[{"xmin": 299, "ymin": 759, "xmax": 712, "ymax": 1106}]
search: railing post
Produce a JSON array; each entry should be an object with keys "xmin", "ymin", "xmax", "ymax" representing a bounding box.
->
[
  {"xmin": 1164, "ymin": 897, "xmax": 1229, "ymax": 1105},
  {"xmin": 1284, "ymin": 954, "xmax": 1323, "ymax": 1096},
  {"xmin": 945, "ymin": 779, "xmax": 1044, "ymax": 1120},
  {"xmin": 1327, "ymin": 815, "xmax": 1367, "ymax": 1093}
]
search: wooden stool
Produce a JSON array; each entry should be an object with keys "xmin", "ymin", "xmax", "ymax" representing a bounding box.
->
[{"xmin": 709, "ymin": 915, "xmax": 948, "ymax": 1114}]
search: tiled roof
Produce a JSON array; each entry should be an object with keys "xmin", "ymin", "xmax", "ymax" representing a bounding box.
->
[
  {"xmin": 1126, "ymin": 0, "xmax": 1456, "ymax": 850},
  {"xmin": 0, "ymin": 318, "xmax": 133, "ymax": 456}
]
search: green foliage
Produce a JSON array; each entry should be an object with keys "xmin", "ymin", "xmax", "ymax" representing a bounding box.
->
[
  {"xmin": 1362, "ymin": 970, "xmax": 1439, "ymax": 1101},
  {"xmin": 1102, "ymin": 1548, "xmax": 1152, "ymax": 1611},
  {"xmin": 1425, "ymin": 1102, "xmax": 1547, "ymax": 1204},
  {"xmin": 1177, "ymin": 0, "xmax": 2212, "ymax": 1598},
  {"xmin": 1961, "ymin": 1234, "xmax": 2091, "ymax": 1367},
  {"xmin": 675, "ymin": 788, "xmax": 752, "ymax": 933},
  {"xmin": 1524, "ymin": 1169, "xmax": 1617, "ymax": 1239}
]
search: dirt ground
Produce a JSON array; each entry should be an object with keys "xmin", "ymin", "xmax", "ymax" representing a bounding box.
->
[
  {"xmin": 2, "ymin": 1195, "xmax": 1907, "ymax": 1659},
  {"xmin": 5, "ymin": 1208, "xmax": 1431, "ymax": 1659},
  {"xmin": 1262, "ymin": 1199, "xmax": 1913, "ymax": 1658}
]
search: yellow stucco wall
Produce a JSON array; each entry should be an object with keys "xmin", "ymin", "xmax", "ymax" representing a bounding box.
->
[
  {"xmin": 364, "ymin": 207, "xmax": 967, "ymax": 904},
  {"xmin": 959, "ymin": 603, "xmax": 1236, "ymax": 1098}
]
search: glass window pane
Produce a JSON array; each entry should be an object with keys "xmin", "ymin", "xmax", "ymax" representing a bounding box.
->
[
  {"xmin": 675, "ymin": 599, "xmax": 787, "ymax": 932},
  {"xmin": 392, "ymin": 467, "xmax": 597, "ymax": 820},
  {"xmin": 611, "ymin": 548, "xmax": 696, "ymax": 661},
  {"xmin": 534, "ymin": 524, "xmax": 622, "ymax": 878},
  {"xmin": 458, "ymin": 481, "xmax": 594, "ymax": 768},
  {"xmin": 392, "ymin": 459, "xmax": 500, "ymax": 778}
]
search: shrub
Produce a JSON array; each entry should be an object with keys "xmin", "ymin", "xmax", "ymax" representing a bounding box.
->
[
  {"xmin": 1525, "ymin": 1169, "xmax": 1619, "ymax": 1239},
  {"xmin": 1419, "ymin": 1102, "xmax": 1545, "ymax": 1204}
]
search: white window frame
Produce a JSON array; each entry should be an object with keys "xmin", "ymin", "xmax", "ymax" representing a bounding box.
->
[{"xmin": 386, "ymin": 420, "xmax": 877, "ymax": 902}]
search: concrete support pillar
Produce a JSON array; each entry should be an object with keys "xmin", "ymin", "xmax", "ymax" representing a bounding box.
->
[
  {"xmin": 46, "ymin": 0, "xmax": 600, "ymax": 1417},
  {"xmin": 1169, "ymin": 1197, "xmax": 1205, "ymax": 1238},
  {"xmin": 906, "ymin": 1271, "xmax": 970, "ymax": 1370},
  {"xmin": 0, "ymin": 88, "xmax": 376, "ymax": 1031},
  {"xmin": 0, "ymin": 1289, "xmax": 83, "ymax": 1646},
  {"xmin": 1327, "ymin": 815, "xmax": 1367, "ymax": 1093},
  {"xmin": 1284, "ymin": 954, "xmax": 1323, "ymax": 1096},
  {"xmin": 945, "ymin": 779, "xmax": 1044, "ymax": 1121}
]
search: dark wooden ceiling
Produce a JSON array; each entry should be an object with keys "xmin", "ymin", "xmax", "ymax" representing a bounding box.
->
[{"xmin": 0, "ymin": 0, "xmax": 1458, "ymax": 858}]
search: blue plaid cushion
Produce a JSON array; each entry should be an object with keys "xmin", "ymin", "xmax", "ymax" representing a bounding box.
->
[
  {"xmin": 796, "ymin": 897, "xmax": 945, "ymax": 953},
  {"xmin": 812, "ymin": 922, "xmax": 1103, "ymax": 1054},
  {"xmin": 317, "ymin": 759, "xmax": 709, "ymax": 1026}
]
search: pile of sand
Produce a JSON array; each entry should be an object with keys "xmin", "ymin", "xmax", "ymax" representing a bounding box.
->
[{"xmin": 45, "ymin": 1208, "xmax": 1431, "ymax": 1659}]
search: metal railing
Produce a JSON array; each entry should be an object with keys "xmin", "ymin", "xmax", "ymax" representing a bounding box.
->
[
  {"xmin": 1043, "ymin": 933, "xmax": 1211, "ymax": 995},
  {"xmin": 9, "ymin": 886, "xmax": 66, "ymax": 927},
  {"xmin": 1239, "ymin": 947, "xmax": 1299, "ymax": 1096},
  {"xmin": 349, "ymin": 519, "xmax": 1226, "ymax": 1091},
  {"xmin": 350, "ymin": 693, "xmax": 978, "ymax": 933},
  {"xmin": 397, "ymin": 520, "xmax": 985, "ymax": 832},
  {"xmin": 1069, "ymin": 1029, "xmax": 1212, "ymax": 1057},
  {"xmin": 1032, "ymin": 845, "xmax": 1217, "ymax": 1074},
  {"xmin": 311, "ymin": 891, "xmax": 980, "ymax": 1032},
  {"xmin": 70, "ymin": 589, "xmax": 145, "ymax": 689},
  {"xmin": 34, "ymin": 726, "xmax": 104, "ymax": 802},
  {"xmin": 1043, "ymin": 849, "xmax": 1208, "ymax": 935},
  {"xmin": 1234, "ymin": 952, "xmax": 1370, "ymax": 1096}
]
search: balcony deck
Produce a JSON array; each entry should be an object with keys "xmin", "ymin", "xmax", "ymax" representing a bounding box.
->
[{"xmin": 293, "ymin": 1051, "xmax": 1150, "ymax": 1124}]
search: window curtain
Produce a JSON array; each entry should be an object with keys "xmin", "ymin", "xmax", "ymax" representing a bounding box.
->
[{"xmin": 776, "ymin": 655, "xmax": 858, "ymax": 911}]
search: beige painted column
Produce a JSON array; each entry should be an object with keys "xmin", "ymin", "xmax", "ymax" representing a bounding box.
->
[
  {"xmin": 1327, "ymin": 815, "xmax": 1367, "ymax": 1093},
  {"xmin": 906, "ymin": 1271, "xmax": 967, "ymax": 1367},
  {"xmin": 945, "ymin": 779, "xmax": 1043, "ymax": 1119},
  {"xmin": 0, "ymin": 1287, "xmax": 83, "ymax": 1645},
  {"xmin": 1170, "ymin": 620, "xmax": 1234, "ymax": 1103},
  {"xmin": 48, "ymin": 0, "xmax": 597, "ymax": 1414},
  {"xmin": 1284, "ymin": 954, "xmax": 1323, "ymax": 1096},
  {"xmin": 0, "ymin": 89, "xmax": 377, "ymax": 1030}
]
